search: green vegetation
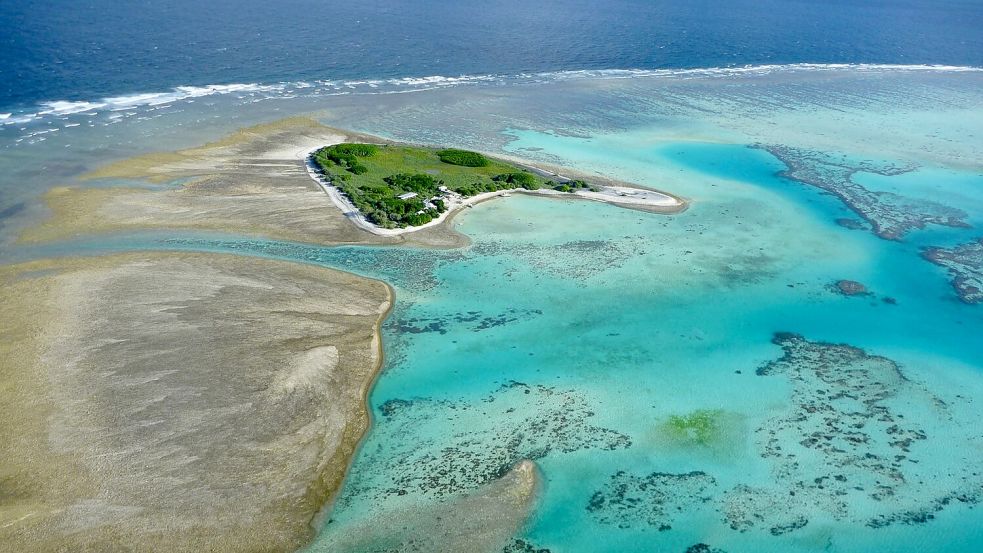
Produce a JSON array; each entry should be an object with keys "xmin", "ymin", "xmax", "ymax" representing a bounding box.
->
[
  {"xmin": 654, "ymin": 409, "xmax": 747, "ymax": 459},
  {"xmin": 663, "ymin": 410, "xmax": 722, "ymax": 445},
  {"xmin": 311, "ymin": 143, "xmax": 589, "ymax": 229},
  {"xmin": 313, "ymin": 143, "xmax": 379, "ymax": 176},
  {"xmin": 436, "ymin": 148, "xmax": 489, "ymax": 167},
  {"xmin": 492, "ymin": 172, "xmax": 540, "ymax": 189},
  {"xmin": 551, "ymin": 179, "xmax": 592, "ymax": 193}
]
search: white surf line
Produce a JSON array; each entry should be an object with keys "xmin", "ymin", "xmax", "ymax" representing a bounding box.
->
[{"xmin": 10, "ymin": 64, "xmax": 981, "ymax": 135}]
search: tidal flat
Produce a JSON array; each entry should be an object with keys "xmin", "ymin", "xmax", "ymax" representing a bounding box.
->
[{"xmin": 0, "ymin": 252, "xmax": 390, "ymax": 552}]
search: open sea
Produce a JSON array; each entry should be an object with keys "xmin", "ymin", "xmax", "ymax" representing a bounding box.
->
[{"xmin": 2, "ymin": 1, "xmax": 982, "ymax": 552}]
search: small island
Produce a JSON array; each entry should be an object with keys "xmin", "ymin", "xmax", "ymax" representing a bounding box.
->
[{"xmin": 308, "ymin": 143, "xmax": 681, "ymax": 234}]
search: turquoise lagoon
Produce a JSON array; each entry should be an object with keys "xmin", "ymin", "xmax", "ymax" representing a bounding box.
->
[
  {"xmin": 314, "ymin": 139, "xmax": 983, "ymax": 551},
  {"xmin": 2, "ymin": 68, "xmax": 982, "ymax": 551}
]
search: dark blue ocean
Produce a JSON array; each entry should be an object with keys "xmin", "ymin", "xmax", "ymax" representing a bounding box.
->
[{"xmin": 2, "ymin": 0, "xmax": 982, "ymax": 110}]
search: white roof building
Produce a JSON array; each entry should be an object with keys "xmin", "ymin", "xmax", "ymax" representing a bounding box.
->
[{"xmin": 397, "ymin": 192, "xmax": 418, "ymax": 200}]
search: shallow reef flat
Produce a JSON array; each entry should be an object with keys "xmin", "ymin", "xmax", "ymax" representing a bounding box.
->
[
  {"xmin": 923, "ymin": 238, "xmax": 983, "ymax": 303},
  {"xmin": 731, "ymin": 333, "xmax": 978, "ymax": 532},
  {"xmin": 0, "ymin": 252, "xmax": 390, "ymax": 552},
  {"xmin": 328, "ymin": 380, "xmax": 631, "ymax": 529},
  {"xmin": 587, "ymin": 470, "xmax": 717, "ymax": 531},
  {"xmin": 585, "ymin": 333, "xmax": 982, "ymax": 541}
]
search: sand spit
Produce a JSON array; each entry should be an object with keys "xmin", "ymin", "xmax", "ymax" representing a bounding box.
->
[
  {"xmin": 314, "ymin": 460, "xmax": 540, "ymax": 552},
  {"xmin": 0, "ymin": 252, "xmax": 391, "ymax": 553}
]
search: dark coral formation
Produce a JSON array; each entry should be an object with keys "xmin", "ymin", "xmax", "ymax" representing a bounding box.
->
[
  {"xmin": 503, "ymin": 539, "xmax": 552, "ymax": 553},
  {"xmin": 835, "ymin": 217, "xmax": 868, "ymax": 231},
  {"xmin": 760, "ymin": 145, "xmax": 969, "ymax": 240},
  {"xmin": 684, "ymin": 544, "xmax": 727, "ymax": 553},
  {"xmin": 831, "ymin": 279, "xmax": 871, "ymax": 296},
  {"xmin": 586, "ymin": 470, "xmax": 717, "ymax": 530},
  {"xmin": 866, "ymin": 488, "xmax": 983, "ymax": 529},
  {"xmin": 591, "ymin": 334, "xmax": 981, "ymax": 540},
  {"xmin": 471, "ymin": 238, "xmax": 647, "ymax": 282},
  {"xmin": 341, "ymin": 381, "xmax": 631, "ymax": 507},
  {"xmin": 391, "ymin": 308, "xmax": 543, "ymax": 335},
  {"xmin": 923, "ymin": 238, "xmax": 983, "ymax": 304},
  {"xmin": 726, "ymin": 333, "xmax": 981, "ymax": 533}
]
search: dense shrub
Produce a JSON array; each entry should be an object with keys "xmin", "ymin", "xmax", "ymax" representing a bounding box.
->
[
  {"xmin": 383, "ymin": 173, "xmax": 441, "ymax": 194},
  {"xmin": 314, "ymin": 143, "xmax": 379, "ymax": 175},
  {"xmin": 492, "ymin": 171, "xmax": 540, "ymax": 190},
  {"xmin": 436, "ymin": 148, "xmax": 489, "ymax": 167},
  {"xmin": 332, "ymin": 143, "xmax": 379, "ymax": 157}
]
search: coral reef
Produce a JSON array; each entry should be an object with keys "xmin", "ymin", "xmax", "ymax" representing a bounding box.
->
[
  {"xmin": 761, "ymin": 145, "xmax": 968, "ymax": 240},
  {"xmin": 923, "ymin": 238, "xmax": 983, "ymax": 303}
]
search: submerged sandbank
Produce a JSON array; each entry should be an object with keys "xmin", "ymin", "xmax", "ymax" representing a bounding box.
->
[{"xmin": 0, "ymin": 252, "xmax": 391, "ymax": 552}]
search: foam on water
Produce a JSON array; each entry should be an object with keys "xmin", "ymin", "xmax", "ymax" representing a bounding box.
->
[{"xmin": 3, "ymin": 64, "xmax": 981, "ymax": 139}]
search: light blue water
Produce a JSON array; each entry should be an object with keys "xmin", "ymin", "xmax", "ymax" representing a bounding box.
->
[
  {"xmin": 2, "ymin": 68, "xmax": 982, "ymax": 551},
  {"xmin": 302, "ymin": 133, "xmax": 983, "ymax": 551}
]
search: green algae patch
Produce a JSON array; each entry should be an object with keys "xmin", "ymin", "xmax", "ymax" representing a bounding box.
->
[{"xmin": 655, "ymin": 409, "xmax": 747, "ymax": 459}]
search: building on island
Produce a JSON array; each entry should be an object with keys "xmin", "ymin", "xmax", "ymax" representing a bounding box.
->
[{"xmin": 397, "ymin": 192, "xmax": 418, "ymax": 200}]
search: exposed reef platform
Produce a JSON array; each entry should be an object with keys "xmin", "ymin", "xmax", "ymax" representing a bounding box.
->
[
  {"xmin": 0, "ymin": 252, "xmax": 391, "ymax": 552},
  {"xmin": 923, "ymin": 238, "xmax": 983, "ymax": 303},
  {"xmin": 761, "ymin": 145, "xmax": 969, "ymax": 240}
]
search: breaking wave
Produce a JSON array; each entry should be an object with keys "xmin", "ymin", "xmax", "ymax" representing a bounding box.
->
[{"xmin": 3, "ymin": 63, "xmax": 980, "ymax": 133}]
